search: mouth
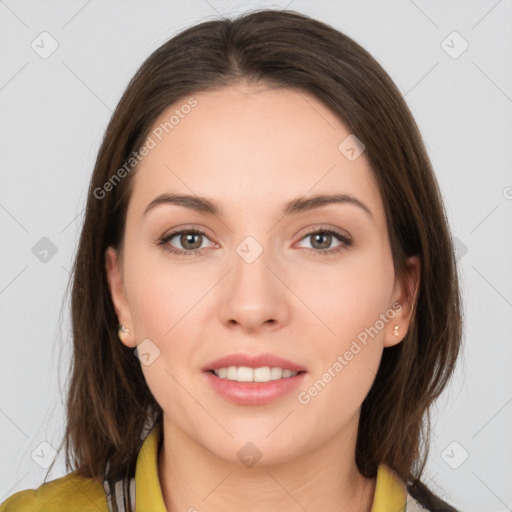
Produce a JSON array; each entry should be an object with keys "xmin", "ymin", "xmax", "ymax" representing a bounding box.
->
[
  {"xmin": 202, "ymin": 352, "xmax": 307, "ymax": 376},
  {"xmin": 201, "ymin": 353, "xmax": 308, "ymax": 405},
  {"xmin": 203, "ymin": 368, "xmax": 307, "ymax": 405},
  {"xmin": 206, "ymin": 367, "xmax": 307, "ymax": 383}
]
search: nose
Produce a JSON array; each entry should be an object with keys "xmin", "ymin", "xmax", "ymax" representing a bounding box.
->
[{"xmin": 219, "ymin": 241, "xmax": 290, "ymax": 333}]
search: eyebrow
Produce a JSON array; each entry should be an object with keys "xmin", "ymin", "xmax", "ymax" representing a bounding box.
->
[{"xmin": 143, "ymin": 192, "xmax": 373, "ymax": 219}]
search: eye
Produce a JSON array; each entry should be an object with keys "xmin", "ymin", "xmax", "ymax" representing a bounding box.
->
[
  {"xmin": 156, "ymin": 228, "xmax": 216, "ymax": 257},
  {"xmin": 155, "ymin": 225, "xmax": 352, "ymax": 258},
  {"xmin": 296, "ymin": 227, "xmax": 352, "ymax": 256}
]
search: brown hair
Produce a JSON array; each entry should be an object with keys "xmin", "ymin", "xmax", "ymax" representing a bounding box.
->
[{"xmin": 47, "ymin": 8, "xmax": 462, "ymax": 510}]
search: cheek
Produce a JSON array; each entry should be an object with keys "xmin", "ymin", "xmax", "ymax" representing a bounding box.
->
[
  {"xmin": 293, "ymin": 249, "xmax": 395, "ymax": 346},
  {"xmin": 125, "ymin": 247, "xmax": 207, "ymax": 339},
  {"xmin": 122, "ymin": 250, "xmax": 205, "ymax": 404},
  {"xmin": 291, "ymin": 248, "xmax": 394, "ymax": 404},
  {"xmin": 127, "ymin": 263, "xmax": 206, "ymax": 427}
]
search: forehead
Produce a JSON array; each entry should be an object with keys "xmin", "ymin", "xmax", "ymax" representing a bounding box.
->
[{"xmin": 127, "ymin": 83, "xmax": 384, "ymax": 225}]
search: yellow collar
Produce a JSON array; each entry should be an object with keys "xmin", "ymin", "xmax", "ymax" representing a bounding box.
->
[{"xmin": 135, "ymin": 425, "xmax": 406, "ymax": 511}]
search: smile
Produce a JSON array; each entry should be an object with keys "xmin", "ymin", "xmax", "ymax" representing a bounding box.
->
[{"xmin": 210, "ymin": 366, "xmax": 302, "ymax": 382}]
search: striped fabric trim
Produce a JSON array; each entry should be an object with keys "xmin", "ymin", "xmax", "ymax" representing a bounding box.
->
[{"xmin": 103, "ymin": 459, "xmax": 136, "ymax": 512}]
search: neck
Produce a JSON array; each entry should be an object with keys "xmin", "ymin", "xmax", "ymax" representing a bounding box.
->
[{"xmin": 157, "ymin": 416, "xmax": 376, "ymax": 512}]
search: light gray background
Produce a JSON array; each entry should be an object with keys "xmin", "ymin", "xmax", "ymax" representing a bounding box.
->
[{"xmin": 1, "ymin": 1, "xmax": 511, "ymax": 511}]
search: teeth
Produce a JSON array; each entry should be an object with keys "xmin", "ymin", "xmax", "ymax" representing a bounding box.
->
[{"xmin": 212, "ymin": 366, "xmax": 299, "ymax": 383}]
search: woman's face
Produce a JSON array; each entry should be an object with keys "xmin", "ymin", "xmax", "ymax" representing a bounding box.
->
[{"xmin": 106, "ymin": 82, "xmax": 419, "ymax": 465}]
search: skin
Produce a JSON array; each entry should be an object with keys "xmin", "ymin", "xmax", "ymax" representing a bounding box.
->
[{"xmin": 105, "ymin": 82, "xmax": 420, "ymax": 512}]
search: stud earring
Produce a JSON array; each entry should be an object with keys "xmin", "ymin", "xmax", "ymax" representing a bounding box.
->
[
  {"xmin": 393, "ymin": 325, "xmax": 399, "ymax": 337},
  {"xmin": 118, "ymin": 324, "xmax": 131, "ymax": 341}
]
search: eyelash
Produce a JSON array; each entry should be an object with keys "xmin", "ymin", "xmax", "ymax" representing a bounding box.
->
[{"xmin": 156, "ymin": 225, "xmax": 353, "ymax": 258}]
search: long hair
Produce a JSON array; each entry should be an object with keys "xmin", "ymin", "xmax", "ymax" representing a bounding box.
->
[{"xmin": 46, "ymin": 8, "xmax": 462, "ymax": 510}]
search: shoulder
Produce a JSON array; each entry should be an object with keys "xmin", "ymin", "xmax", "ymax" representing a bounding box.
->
[{"xmin": 0, "ymin": 471, "xmax": 107, "ymax": 512}]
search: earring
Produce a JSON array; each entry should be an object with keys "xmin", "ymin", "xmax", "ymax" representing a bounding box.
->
[
  {"xmin": 393, "ymin": 325, "xmax": 399, "ymax": 337},
  {"xmin": 118, "ymin": 324, "xmax": 131, "ymax": 341}
]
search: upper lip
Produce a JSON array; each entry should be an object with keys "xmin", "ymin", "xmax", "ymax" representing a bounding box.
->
[{"xmin": 202, "ymin": 353, "xmax": 307, "ymax": 373}]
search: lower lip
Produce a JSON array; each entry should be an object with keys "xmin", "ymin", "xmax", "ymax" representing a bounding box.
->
[{"xmin": 203, "ymin": 370, "xmax": 307, "ymax": 405}]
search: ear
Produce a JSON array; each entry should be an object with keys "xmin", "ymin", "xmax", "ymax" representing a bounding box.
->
[
  {"xmin": 105, "ymin": 246, "xmax": 136, "ymax": 348},
  {"xmin": 384, "ymin": 255, "xmax": 421, "ymax": 348}
]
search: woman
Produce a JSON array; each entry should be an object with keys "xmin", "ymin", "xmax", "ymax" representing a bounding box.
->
[{"xmin": 0, "ymin": 8, "xmax": 462, "ymax": 512}]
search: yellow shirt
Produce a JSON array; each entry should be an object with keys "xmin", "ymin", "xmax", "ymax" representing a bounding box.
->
[{"xmin": 0, "ymin": 426, "xmax": 407, "ymax": 512}]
